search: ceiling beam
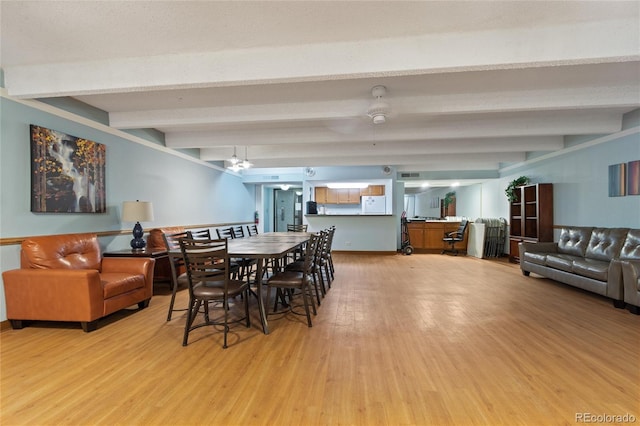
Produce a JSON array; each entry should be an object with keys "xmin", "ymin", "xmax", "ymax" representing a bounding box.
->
[
  {"xmin": 108, "ymin": 84, "xmax": 639, "ymax": 130},
  {"xmin": 239, "ymin": 152, "xmax": 525, "ymax": 169},
  {"xmin": 5, "ymin": 18, "xmax": 638, "ymax": 98},
  {"xmin": 165, "ymin": 111, "xmax": 622, "ymax": 148},
  {"xmin": 199, "ymin": 136, "xmax": 563, "ymax": 161}
]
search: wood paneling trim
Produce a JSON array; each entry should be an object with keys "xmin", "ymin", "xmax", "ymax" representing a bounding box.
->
[{"xmin": 0, "ymin": 222, "xmax": 253, "ymax": 246}]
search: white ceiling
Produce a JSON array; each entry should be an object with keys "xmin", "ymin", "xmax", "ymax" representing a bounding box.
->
[{"xmin": 2, "ymin": 1, "xmax": 639, "ymax": 188}]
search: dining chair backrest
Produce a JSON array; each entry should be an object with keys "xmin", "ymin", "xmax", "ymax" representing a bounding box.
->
[
  {"xmin": 302, "ymin": 233, "xmax": 321, "ymax": 275},
  {"xmin": 246, "ymin": 224, "xmax": 259, "ymax": 236},
  {"xmin": 287, "ymin": 224, "xmax": 308, "ymax": 232},
  {"xmin": 216, "ymin": 227, "xmax": 234, "ymax": 239},
  {"xmin": 179, "ymin": 238, "xmax": 230, "ymax": 294},
  {"xmin": 231, "ymin": 226, "xmax": 246, "ymax": 239},
  {"xmin": 188, "ymin": 229, "xmax": 211, "ymax": 239},
  {"xmin": 162, "ymin": 230, "xmax": 190, "ymax": 252}
]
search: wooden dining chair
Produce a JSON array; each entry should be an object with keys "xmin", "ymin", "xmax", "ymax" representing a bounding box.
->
[
  {"xmin": 231, "ymin": 226, "xmax": 246, "ymax": 239},
  {"xmin": 179, "ymin": 237, "xmax": 250, "ymax": 349},
  {"xmin": 216, "ymin": 227, "xmax": 234, "ymax": 240},
  {"xmin": 188, "ymin": 228, "xmax": 211, "ymax": 239},
  {"xmin": 287, "ymin": 224, "xmax": 308, "ymax": 232},
  {"xmin": 217, "ymin": 226, "xmax": 254, "ymax": 282},
  {"xmin": 246, "ymin": 224, "xmax": 259, "ymax": 236},
  {"xmin": 162, "ymin": 230, "xmax": 191, "ymax": 321},
  {"xmin": 267, "ymin": 232, "xmax": 320, "ymax": 327},
  {"xmin": 285, "ymin": 230, "xmax": 325, "ymax": 305}
]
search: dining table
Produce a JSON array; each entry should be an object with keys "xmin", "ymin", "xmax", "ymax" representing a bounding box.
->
[{"xmin": 226, "ymin": 231, "xmax": 311, "ymax": 334}]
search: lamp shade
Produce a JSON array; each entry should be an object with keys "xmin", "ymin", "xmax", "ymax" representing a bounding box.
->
[{"xmin": 122, "ymin": 201, "xmax": 154, "ymax": 222}]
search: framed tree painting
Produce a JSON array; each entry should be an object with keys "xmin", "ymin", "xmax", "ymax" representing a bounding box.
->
[{"xmin": 30, "ymin": 125, "xmax": 106, "ymax": 213}]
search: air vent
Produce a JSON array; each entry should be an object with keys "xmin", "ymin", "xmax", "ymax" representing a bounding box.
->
[
  {"xmin": 260, "ymin": 175, "xmax": 280, "ymax": 180},
  {"xmin": 400, "ymin": 172, "xmax": 420, "ymax": 178}
]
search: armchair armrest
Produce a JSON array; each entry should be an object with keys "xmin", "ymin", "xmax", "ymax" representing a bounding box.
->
[
  {"xmin": 102, "ymin": 257, "xmax": 154, "ymax": 275},
  {"xmin": 2, "ymin": 269, "xmax": 104, "ymax": 321},
  {"xmin": 102, "ymin": 257, "xmax": 155, "ymax": 296}
]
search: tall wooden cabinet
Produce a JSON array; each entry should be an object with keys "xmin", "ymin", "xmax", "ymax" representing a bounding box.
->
[{"xmin": 509, "ymin": 183, "xmax": 554, "ymax": 263}]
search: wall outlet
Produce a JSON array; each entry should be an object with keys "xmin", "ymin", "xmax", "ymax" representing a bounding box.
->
[{"xmin": 345, "ymin": 241, "xmax": 351, "ymax": 246}]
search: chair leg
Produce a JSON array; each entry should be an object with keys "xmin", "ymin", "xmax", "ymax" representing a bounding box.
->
[
  {"xmin": 167, "ymin": 267, "xmax": 180, "ymax": 321},
  {"xmin": 311, "ymin": 271, "xmax": 322, "ymax": 305},
  {"xmin": 223, "ymin": 298, "xmax": 229, "ymax": 349},
  {"xmin": 301, "ymin": 285, "xmax": 313, "ymax": 327},
  {"xmin": 244, "ymin": 289, "xmax": 251, "ymax": 328},
  {"xmin": 183, "ymin": 298, "xmax": 201, "ymax": 346}
]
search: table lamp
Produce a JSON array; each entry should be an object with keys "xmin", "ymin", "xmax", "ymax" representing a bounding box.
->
[{"xmin": 122, "ymin": 200, "xmax": 154, "ymax": 250}]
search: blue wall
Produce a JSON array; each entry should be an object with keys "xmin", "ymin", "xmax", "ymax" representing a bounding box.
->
[
  {"xmin": 0, "ymin": 94, "xmax": 255, "ymax": 321},
  {"xmin": 410, "ymin": 113, "xmax": 640, "ymax": 232},
  {"xmin": 1, "ymin": 90, "xmax": 639, "ymax": 321}
]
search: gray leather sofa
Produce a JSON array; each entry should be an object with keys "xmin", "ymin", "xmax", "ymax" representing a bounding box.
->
[
  {"xmin": 519, "ymin": 227, "xmax": 640, "ymax": 313},
  {"xmin": 620, "ymin": 230, "xmax": 640, "ymax": 314}
]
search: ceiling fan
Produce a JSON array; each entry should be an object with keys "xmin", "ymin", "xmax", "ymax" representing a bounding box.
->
[{"xmin": 367, "ymin": 85, "xmax": 391, "ymax": 125}]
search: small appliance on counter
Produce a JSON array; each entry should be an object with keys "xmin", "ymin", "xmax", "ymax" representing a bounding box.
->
[
  {"xmin": 306, "ymin": 201, "xmax": 317, "ymax": 214},
  {"xmin": 361, "ymin": 195, "xmax": 386, "ymax": 214}
]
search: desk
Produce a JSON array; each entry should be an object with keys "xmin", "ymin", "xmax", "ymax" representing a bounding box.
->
[{"xmin": 227, "ymin": 232, "xmax": 311, "ymax": 335}]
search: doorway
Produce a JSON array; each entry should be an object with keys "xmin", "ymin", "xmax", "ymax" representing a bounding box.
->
[{"xmin": 274, "ymin": 188, "xmax": 303, "ymax": 231}]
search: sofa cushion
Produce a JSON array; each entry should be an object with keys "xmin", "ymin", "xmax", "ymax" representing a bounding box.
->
[
  {"xmin": 585, "ymin": 228, "xmax": 629, "ymax": 261},
  {"xmin": 21, "ymin": 233, "xmax": 102, "ymax": 270},
  {"xmin": 546, "ymin": 254, "xmax": 581, "ymax": 273},
  {"xmin": 620, "ymin": 229, "xmax": 640, "ymax": 261},
  {"xmin": 101, "ymin": 273, "xmax": 145, "ymax": 298},
  {"xmin": 557, "ymin": 227, "xmax": 593, "ymax": 257},
  {"xmin": 572, "ymin": 258, "xmax": 610, "ymax": 281},
  {"xmin": 523, "ymin": 251, "xmax": 547, "ymax": 265}
]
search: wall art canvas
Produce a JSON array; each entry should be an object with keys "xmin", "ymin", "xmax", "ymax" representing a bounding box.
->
[
  {"xmin": 627, "ymin": 160, "xmax": 640, "ymax": 196},
  {"xmin": 31, "ymin": 125, "xmax": 106, "ymax": 213},
  {"xmin": 607, "ymin": 163, "xmax": 626, "ymax": 197}
]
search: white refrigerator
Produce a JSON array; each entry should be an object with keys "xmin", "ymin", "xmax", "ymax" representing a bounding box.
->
[{"xmin": 361, "ymin": 196, "xmax": 386, "ymax": 214}]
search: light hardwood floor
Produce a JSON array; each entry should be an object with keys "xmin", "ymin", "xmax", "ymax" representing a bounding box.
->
[{"xmin": 1, "ymin": 253, "xmax": 638, "ymax": 425}]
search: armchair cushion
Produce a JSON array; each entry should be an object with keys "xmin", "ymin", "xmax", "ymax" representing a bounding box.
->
[{"xmin": 21, "ymin": 233, "xmax": 101, "ymax": 270}]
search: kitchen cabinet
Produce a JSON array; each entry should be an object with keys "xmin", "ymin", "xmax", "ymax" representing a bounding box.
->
[
  {"xmin": 406, "ymin": 221, "xmax": 469, "ymax": 253},
  {"xmin": 360, "ymin": 185, "xmax": 385, "ymax": 196},
  {"xmin": 315, "ymin": 187, "xmax": 329, "ymax": 204},
  {"xmin": 314, "ymin": 187, "xmax": 361, "ymax": 204}
]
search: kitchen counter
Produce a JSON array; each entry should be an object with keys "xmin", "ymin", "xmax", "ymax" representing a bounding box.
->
[
  {"xmin": 406, "ymin": 221, "xmax": 469, "ymax": 253},
  {"xmin": 305, "ymin": 214, "xmax": 393, "ymax": 217},
  {"xmin": 304, "ymin": 214, "xmax": 397, "ymax": 252}
]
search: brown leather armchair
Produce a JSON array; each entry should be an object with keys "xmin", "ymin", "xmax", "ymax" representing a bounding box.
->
[
  {"xmin": 147, "ymin": 226, "xmax": 186, "ymax": 282},
  {"xmin": 2, "ymin": 233, "xmax": 155, "ymax": 332}
]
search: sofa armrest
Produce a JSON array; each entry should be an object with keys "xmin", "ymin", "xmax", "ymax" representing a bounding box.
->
[
  {"xmin": 621, "ymin": 260, "xmax": 640, "ymax": 307},
  {"xmin": 519, "ymin": 241, "xmax": 558, "ymax": 273},
  {"xmin": 102, "ymin": 257, "xmax": 155, "ymax": 297},
  {"xmin": 520, "ymin": 241, "xmax": 558, "ymax": 254},
  {"xmin": 2, "ymin": 269, "xmax": 104, "ymax": 321}
]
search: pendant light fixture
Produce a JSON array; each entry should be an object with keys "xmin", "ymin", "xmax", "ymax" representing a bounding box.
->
[
  {"xmin": 227, "ymin": 146, "xmax": 242, "ymax": 172},
  {"xmin": 241, "ymin": 146, "xmax": 252, "ymax": 169}
]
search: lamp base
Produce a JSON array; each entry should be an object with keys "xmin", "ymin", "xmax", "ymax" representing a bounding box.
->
[{"xmin": 130, "ymin": 222, "xmax": 147, "ymax": 250}]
